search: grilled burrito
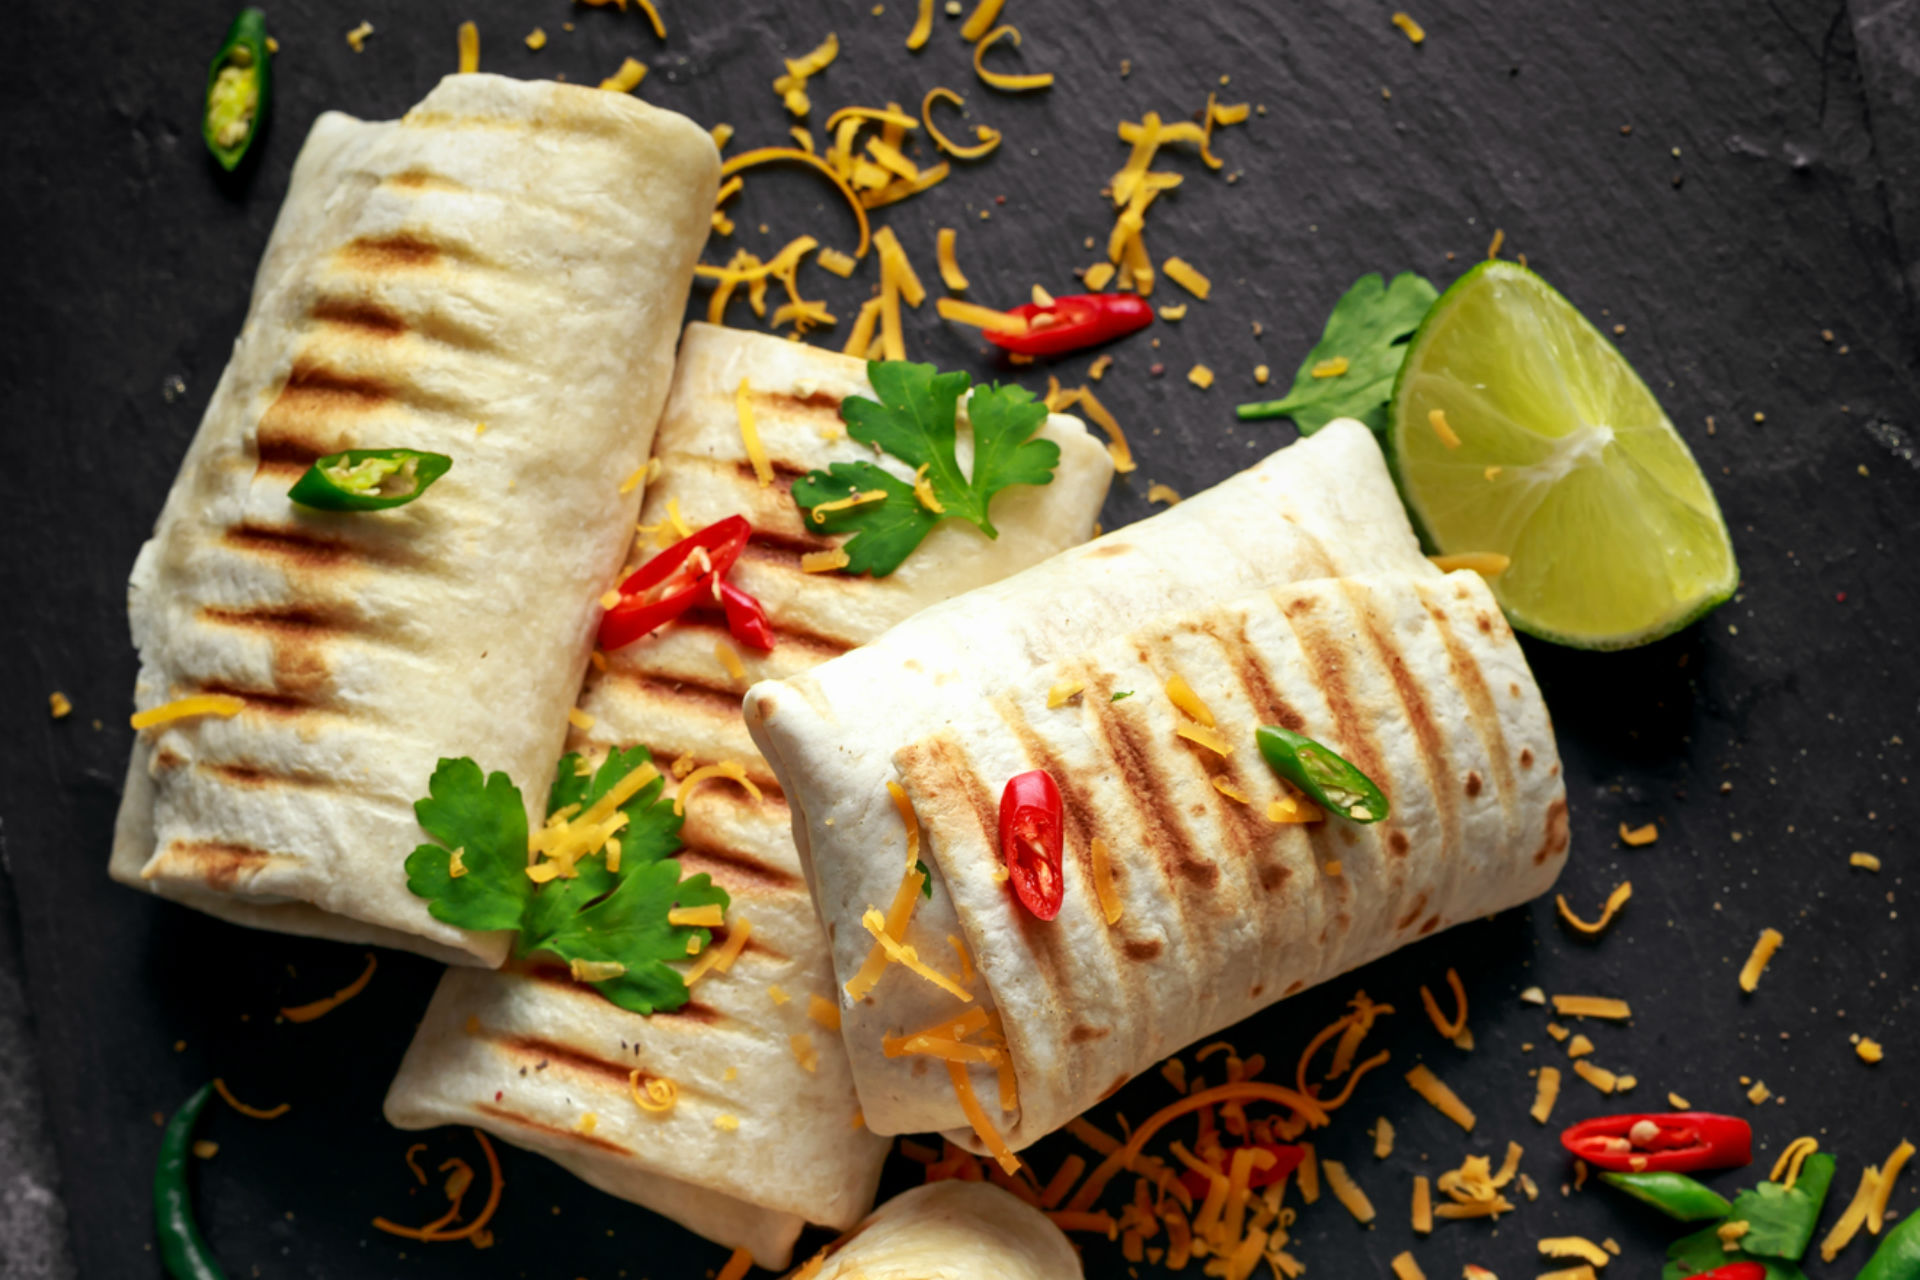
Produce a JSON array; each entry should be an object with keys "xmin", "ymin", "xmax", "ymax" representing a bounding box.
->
[
  {"xmin": 109, "ymin": 75, "xmax": 719, "ymax": 965},
  {"xmin": 745, "ymin": 420, "xmax": 1565, "ymax": 1147},
  {"xmin": 787, "ymin": 1181, "xmax": 1081, "ymax": 1280},
  {"xmin": 383, "ymin": 324, "xmax": 1115, "ymax": 1266}
]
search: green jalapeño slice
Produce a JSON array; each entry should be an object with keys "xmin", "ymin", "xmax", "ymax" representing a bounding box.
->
[
  {"xmin": 288, "ymin": 448, "xmax": 452, "ymax": 512},
  {"xmin": 1256, "ymin": 726, "xmax": 1390, "ymax": 823},
  {"xmin": 204, "ymin": 9, "xmax": 271, "ymax": 171}
]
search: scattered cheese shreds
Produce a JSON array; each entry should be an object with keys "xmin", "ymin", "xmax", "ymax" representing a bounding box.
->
[
  {"xmin": 1619, "ymin": 821, "xmax": 1659, "ymax": 846},
  {"xmin": 1430, "ymin": 552, "xmax": 1512, "ymax": 577},
  {"xmin": 1392, "ymin": 1252, "xmax": 1426, "ymax": 1280},
  {"xmin": 1530, "ymin": 1066, "xmax": 1562, "ymax": 1124},
  {"xmin": 715, "ymin": 640, "xmax": 746, "ymax": 682},
  {"xmin": 1188, "ymin": 364, "xmax": 1215, "ymax": 389},
  {"xmin": 1323, "ymin": 1160, "xmax": 1376, "ymax": 1223},
  {"xmin": 1392, "ymin": 11, "xmax": 1427, "ymax": 43},
  {"xmin": 629, "ymin": 1071, "xmax": 677, "ymax": 1114},
  {"xmin": 808, "ymin": 993, "xmax": 843, "ymax": 1030},
  {"xmin": 213, "ymin": 1078, "xmax": 291, "ymax": 1120},
  {"xmin": 634, "ymin": 0, "xmax": 667, "ymax": 39},
  {"xmin": 716, "ymin": 1247, "xmax": 754, "ymax": 1280},
  {"xmin": 791, "ymin": 1032, "xmax": 820, "ymax": 1073},
  {"xmin": 1046, "ymin": 679, "xmax": 1085, "ymax": 709},
  {"xmin": 1312, "ymin": 356, "xmax": 1351, "ymax": 378},
  {"xmin": 1148, "ymin": 483, "xmax": 1183, "ymax": 507},
  {"xmin": 935, "ymin": 296, "xmax": 1028, "ymax": 333},
  {"xmin": 1573, "ymin": 1060, "xmax": 1617, "ymax": 1094},
  {"xmin": 674, "ymin": 761, "xmax": 764, "ymax": 816},
  {"xmin": 1557, "ymin": 882, "xmax": 1633, "ymax": 936},
  {"xmin": 1429, "ymin": 407, "xmax": 1462, "ymax": 448},
  {"xmin": 667, "ymin": 904, "xmax": 726, "ymax": 928},
  {"xmin": 973, "ymin": 24, "xmax": 1054, "ymax": 91},
  {"xmin": 1091, "ymin": 837, "xmax": 1123, "ymax": 925},
  {"xmin": 1857, "ymin": 1037, "xmax": 1884, "ymax": 1064},
  {"xmin": 1823, "ymin": 1162, "xmax": 1882, "ymax": 1262},
  {"xmin": 818, "ymin": 246, "xmax": 858, "ymax": 277},
  {"xmin": 346, "ymin": 21, "xmax": 373, "ymax": 52},
  {"xmin": 456, "ymin": 21, "xmax": 480, "ymax": 73},
  {"xmin": 1164, "ymin": 674, "xmax": 1215, "ymax": 726},
  {"xmin": 1739, "ymin": 928, "xmax": 1784, "ymax": 993},
  {"xmin": 567, "ymin": 707, "xmax": 595, "ymax": 731},
  {"xmin": 936, "ymin": 227, "xmax": 970, "ymax": 291},
  {"xmin": 131, "ymin": 694, "xmax": 246, "ymax": 730},
  {"xmin": 1551, "ymin": 995, "xmax": 1632, "ymax": 1021},
  {"xmin": 1870, "ymin": 1141, "xmax": 1915, "ymax": 1232},
  {"xmin": 1175, "ymin": 718, "xmax": 1232, "ymax": 756},
  {"xmin": 48, "ymin": 692, "xmax": 71, "ymax": 719},
  {"xmin": 802, "ymin": 548, "xmax": 851, "ymax": 573},
  {"xmin": 958, "ymin": 0, "xmax": 1007, "ymax": 41},
  {"xmin": 1413, "ymin": 1175, "xmax": 1434, "ymax": 1234},
  {"xmin": 948, "ymin": 1060, "xmax": 1021, "ymax": 1173},
  {"xmin": 861, "ymin": 909, "xmax": 973, "ymax": 999},
  {"xmin": 1406, "ymin": 1065, "xmax": 1476, "ymax": 1131},
  {"xmin": 1162, "ymin": 257, "xmax": 1212, "ymax": 300},
  {"xmin": 280, "ymin": 952, "xmax": 378, "ymax": 1023},
  {"xmin": 1851, "ymin": 852, "xmax": 1881, "ymax": 871},
  {"xmin": 906, "ymin": 0, "xmax": 935, "ymax": 48},
  {"xmin": 923, "ymin": 86, "xmax": 1003, "ymax": 159},
  {"xmin": 1539, "ymin": 1239, "xmax": 1609, "ymax": 1267},
  {"xmin": 1375, "ymin": 1117, "xmax": 1396, "ymax": 1159},
  {"xmin": 601, "ymin": 56, "xmax": 649, "ymax": 93},
  {"xmin": 1075, "ymin": 387, "xmax": 1136, "ymax": 472}
]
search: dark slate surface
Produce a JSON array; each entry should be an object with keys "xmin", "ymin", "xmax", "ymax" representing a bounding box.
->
[{"xmin": 2, "ymin": 1, "xmax": 1917, "ymax": 1277}]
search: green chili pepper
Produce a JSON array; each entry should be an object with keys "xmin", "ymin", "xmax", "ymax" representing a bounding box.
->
[
  {"xmin": 155, "ymin": 1083, "xmax": 228, "ymax": 1280},
  {"xmin": 287, "ymin": 449, "xmax": 452, "ymax": 512},
  {"xmin": 1255, "ymin": 726, "xmax": 1390, "ymax": 823},
  {"xmin": 1858, "ymin": 1201, "xmax": 1920, "ymax": 1280},
  {"xmin": 204, "ymin": 9, "xmax": 271, "ymax": 171},
  {"xmin": 1600, "ymin": 1170, "xmax": 1734, "ymax": 1221}
]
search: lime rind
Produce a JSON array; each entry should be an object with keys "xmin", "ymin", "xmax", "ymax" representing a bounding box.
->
[{"xmin": 1386, "ymin": 259, "xmax": 1738, "ymax": 650}]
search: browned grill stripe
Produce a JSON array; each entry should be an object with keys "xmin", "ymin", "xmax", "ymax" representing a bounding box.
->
[
  {"xmin": 1083, "ymin": 672, "xmax": 1219, "ymax": 891},
  {"xmin": 734, "ymin": 457, "xmax": 810, "ymax": 485},
  {"xmin": 222, "ymin": 521, "xmax": 420, "ymax": 570},
  {"xmin": 197, "ymin": 761, "xmax": 342, "ymax": 792},
  {"xmin": 199, "ymin": 605, "xmax": 356, "ymax": 638},
  {"xmin": 1219, "ymin": 607, "xmax": 1332, "ymax": 893},
  {"xmin": 278, "ymin": 361, "xmax": 391, "ymax": 407},
  {"xmin": 1339, "ymin": 579, "xmax": 1460, "ymax": 863},
  {"xmin": 675, "ymin": 609, "xmax": 852, "ymax": 661},
  {"xmin": 1276, "ymin": 510, "xmax": 1343, "ymax": 581},
  {"xmin": 310, "ymin": 297, "xmax": 408, "ymax": 336},
  {"xmin": 472, "ymin": 1102, "xmax": 634, "ymax": 1156},
  {"xmin": 515, "ymin": 964, "xmax": 726, "ymax": 1025},
  {"xmin": 757, "ymin": 388, "xmax": 844, "ymax": 416},
  {"xmin": 153, "ymin": 839, "xmax": 285, "ymax": 891},
  {"xmin": 601, "ymin": 666, "xmax": 746, "ymax": 720},
  {"xmin": 337, "ymin": 233, "xmax": 447, "ymax": 270},
  {"xmin": 1421, "ymin": 590, "xmax": 1517, "ymax": 803},
  {"xmin": 988, "ymin": 692, "xmax": 1097, "ymax": 982},
  {"xmin": 1276, "ymin": 590, "xmax": 1401, "ymax": 858},
  {"xmin": 194, "ymin": 681, "xmax": 317, "ymax": 715},
  {"xmin": 676, "ymin": 839, "xmax": 804, "ymax": 894},
  {"xmin": 738, "ymin": 532, "xmax": 837, "ymax": 570},
  {"xmin": 383, "ymin": 169, "xmax": 467, "ymax": 194}
]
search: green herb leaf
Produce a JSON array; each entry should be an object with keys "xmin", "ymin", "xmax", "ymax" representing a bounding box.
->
[
  {"xmin": 404, "ymin": 757, "xmax": 533, "ymax": 932},
  {"xmin": 528, "ymin": 860, "xmax": 730, "ymax": 1017},
  {"xmin": 1726, "ymin": 1155, "xmax": 1835, "ymax": 1261},
  {"xmin": 524, "ymin": 748, "xmax": 687, "ymax": 946},
  {"xmin": 791, "ymin": 462, "xmax": 938, "ymax": 577},
  {"xmin": 1112, "ymin": 691, "xmax": 1133, "ymax": 702},
  {"xmin": 1664, "ymin": 1226, "xmax": 1808, "ymax": 1280},
  {"xmin": 793, "ymin": 361, "xmax": 1060, "ymax": 576},
  {"xmin": 916, "ymin": 859, "xmax": 933, "ymax": 898},
  {"xmin": 1236, "ymin": 272, "xmax": 1439, "ymax": 436}
]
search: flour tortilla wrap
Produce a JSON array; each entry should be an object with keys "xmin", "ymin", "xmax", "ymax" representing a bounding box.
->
[
  {"xmin": 383, "ymin": 324, "xmax": 1113, "ymax": 1266},
  {"xmin": 743, "ymin": 420, "xmax": 1442, "ymax": 1137},
  {"xmin": 109, "ymin": 75, "xmax": 718, "ymax": 964},
  {"xmin": 890, "ymin": 571, "xmax": 1568, "ymax": 1149},
  {"xmin": 788, "ymin": 1182, "xmax": 1081, "ymax": 1280}
]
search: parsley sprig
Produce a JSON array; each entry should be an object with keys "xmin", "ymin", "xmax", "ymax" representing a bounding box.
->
[
  {"xmin": 404, "ymin": 748, "xmax": 727, "ymax": 1016},
  {"xmin": 792, "ymin": 361, "xmax": 1061, "ymax": 576},
  {"xmin": 1235, "ymin": 271, "xmax": 1439, "ymax": 436}
]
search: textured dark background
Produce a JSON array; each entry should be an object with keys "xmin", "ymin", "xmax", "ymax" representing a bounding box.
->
[{"xmin": 2, "ymin": 1, "xmax": 1917, "ymax": 1277}]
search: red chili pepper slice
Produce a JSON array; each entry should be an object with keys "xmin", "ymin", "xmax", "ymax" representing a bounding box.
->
[
  {"xmin": 998, "ymin": 769, "xmax": 1064, "ymax": 920},
  {"xmin": 1684, "ymin": 1264, "xmax": 1766, "ymax": 1280},
  {"xmin": 718, "ymin": 581, "xmax": 775, "ymax": 652},
  {"xmin": 1559, "ymin": 1112, "xmax": 1752, "ymax": 1173},
  {"xmin": 1176, "ymin": 1142, "xmax": 1305, "ymax": 1199},
  {"xmin": 598, "ymin": 516, "xmax": 751, "ymax": 652},
  {"xmin": 985, "ymin": 292, "xmax": 1154, "ymax": 359}
]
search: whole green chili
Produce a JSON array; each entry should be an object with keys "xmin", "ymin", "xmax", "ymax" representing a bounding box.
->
[
  {"xmin": 1600, "ymin": 1170, "xmax": 1734, "ymax": 1222},
  {"xmin": 1857, "ymin": 1202, "xmax": 1920, "ymax": 1280},
  {"xmin": 1255, "ymin": 725, "xmax": 1390, "ymax": 823},
  {"xmin": 155, "ymin": 1083, "xmax": 228, "ymax": 1280},
  {"xmin": 287, "ymin": 448, "xmax": 452, "ymax": 512},
  {"xmin": 204, "ymin": 10, "xmax": 271, "ymax": 171}
]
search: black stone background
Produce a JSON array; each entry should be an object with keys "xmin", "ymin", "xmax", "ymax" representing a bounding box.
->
[{"xmin": 2, "ymin": 1, "xmax": 1917, "ymax": 1277}]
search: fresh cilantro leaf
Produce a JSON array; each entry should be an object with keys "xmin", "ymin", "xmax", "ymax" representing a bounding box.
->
[
  {"xmin": 404, "ymin": 757, "xmax": 532, "ymax": 932},
  {"xmin": 1235, "ymin": 271, "xmax": 1439, "ymax": 436},
  {"xmin": 1727, "ymin": 1155, "xmax": 1834, "ymax": 1260},
  {"xmin": 793, "ymin": 361, "xmax": 1060, "ymax": 576},
  {"xmin": 529, "ymin": 862, "xmax": 730, "ymax": 1016},
  {"xmin": 1665, "ymin": 1225, "xmax": 1808, "ymax": 1280},
  {"xmin": 915, "ymin": 859, "xmax": 932, "ymax": 898},
  {"xmin": 1111, "ymin": 690, "xmax": 1133, "ymax": 702},
  {"xmin": 791, "ymin": 462, "xmax": 938, "ymax": 577},
  {"xmin": 523, "ymin": 747, "xmax": 684, "ymax": 947}
]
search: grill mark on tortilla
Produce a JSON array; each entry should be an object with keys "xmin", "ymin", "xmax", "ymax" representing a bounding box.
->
[
  {"xmin": 676, "ymin": 838, "xmax": 804, "ymax": 893},
  {"xmin": 336, "ymin": 233, "xmax": 449, "ymax": 270},
  {"xmin": 1070, "ymin": 1024, "xmax": 1111, "ymax": 1043},
  {"xmin": 197, "ymin": 761, "xmax": 343, "ymax": 792},
  {"xmin": 1085, "ymin": 673, "xmax": 1218, "ymax": 891},
  {"xmin": 675, "ymin": 608, "xmax": 851, "ymax": 661},
  {"xmin": 1395, "ymin": 892, "xmax": 1429, "ymax": 932},
  {"xmin": 1341, "ymin": 580, "xmax": 1457, "ymax": 847},
  {"xmin": 1122, "ymin": 938, "xmax": 1163, "ymax": 961},
  {"xmin": 199, "ymin": 604, "xmax": 360, "ymax": 639},
  {"xmin": 1082, "ymin": 541, "xmax": 1133, "ymax": 560},
  {"xmin": 516, "ymin": 964, "xmax": 726, "ymax": 1025},
  {"xmin": 193, "ymin": 680, "xmax": 318, "ymax": 715},
  {"xmin": 704, "ymin": 925, "xmax": 789, "ymax": 965},
  {"xmin": 150, "ymin": 839, "xmax": 289, "ymax": 889},
  {"xmin": 1278, "ymin": 590, "xmax": 1400, "ymax": 861},
  {"xmin": 383, "ymin": 169, "xmax": 468, "ymax": 194},
  {"xmin": 759, "ymin": 388, "xmax": 845, "ymax": 415},
  {"xmin": 1422, "ymin": 590, "xmax": 1516, "ymax": 803},
  {"xmin": 988, "ymin": 690, "xmax": 1098, "ymax": 983},
  {"xmin": 1535, "ymin": 797, "xmax": 1570, "ymax": 866},
  {"xmin": 734, "ymin": 458, "xmax": 807, "ymax": 489},
  {"xmin": 310, "ymin": 297, "xmax": 408, "ymax": 336},
  {"xmin": 472, "ymin": 1101, "xmax": 634, "ymax": 1156},
  {"xmin": 223, "ymin": 521, "xmax": 421, "ymax": 569}
]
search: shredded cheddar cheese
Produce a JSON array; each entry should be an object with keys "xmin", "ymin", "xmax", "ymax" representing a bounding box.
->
[
  {"xmin": 1738, "ymin": 928, "xmax": 1784, "ymax": 992},
  {"xmin": 1090, "ymin": 836, "xmax": 1123, "ymax": 925},
  {"xmin": 860, "ymin": 910, "xmax": 972, "ymax": 999},
  {"xmin": 1073, "ymin": 387, "xmax": 1136, "ymax": 472},
  {"xmin": 716, "ymin": 1247, "xmax": 754, "ymax": 1280},
  {"xmin": 1870, "ymin": 1141, "xmax": 1915, "ymax": 1232},
  {"xmin": 600, "ymin": 56, "xmax": 647, "ymax": 92},
  {"xmin": 628, "ymin": 1071, "xmax": 677, "ymax": 1114},
  {"xmin": 947, "ymin": 1060, "xmax": 1021, "ymax": 1173},
  {"xmin": 1312, "ymin": 357, "xmax": 1351, "ymax": 378},
  {"xmin": 131, "ymin": 694, "xmax": 245, "ymax": 731},
  {"xmin": 810, "ymin": 489, "xmax": 889, "ymax": 522},
  {"xmin": 1487, "ymin": 228, "xmax": 1506, "ymax": 259},
  {"xmin": 1430, "ymin": 553, "xmax": 1512, "ymax": 577},
  {"xmin": 280, "ymin": 952, "xmax": 377, "ymax": 1023},
  {"xmin": 1188, "ymin": 364, "xmax": 1215, "ymax": 389},
  {"xmin": 567, "ymin": 707, "xmax": 595, "ymax": 731},
  {"xmin": 936, "ymin": 226, "xmax": 970, "ymax": 291},
  {"xmin": 345, "ymin": 21, "xmax": 373, "ymax": 52},
  {"xmin": 802, "ymin": 548, "xmax": 851, "ymax": 573},
  {"xmin": 1419, "ymin": 968, "xmax": 1469, "ymax": 1039},
  {"xmin": 715, "ymin": 640, "xmax": 746, "ymax": 683},
  {"xmin": 1163, "ymin": 674, "xmax": 1215, "ymax": 726},
  {"xmin": 1175, "ymin": 718, "xmax": 1233, "ymax": 756},
  {"xmin": 1391, "ymin": 1252, "xmax": 1425, "ymax": 1280},
  {"xmin": 48, "ymin": 692, "xmax": 71, "ymax": 719},
  {"xmin": 720, "ymin": 147, "xmax": 871, "ymax": 257},
  {"xmin": 1619, "ymin": 821, "xmax": 1659, "ymax": 846},
  {"xmin": 1268, "ymin": 795, "xmax": 1326, "ymax": 823},
  {"xmin": 684, "ymin": 916, "xmax": 752, "ymax": 987},
  {"xmin": 959, "ymin": 0, "xmax": 1007, "ymax": 40},
  {"xmin": 1047, "ymin": 679, "xmax": 1085, "ymax": 709},
  {"xmin": 1572, "ymin": 1060, "xmax": 1617, "ymax": 1094},
  {"xmin": 973, "ymin": 24, "xmax": 1054, "ymax": 91},
  {"xmin": 1323, "ymin": 1160, "xmax": 1376, "ymax": 1223},
  {"xmin": 923, "ymin": 86, "xmax": 1002, "ymax": 159},
  {"xmin": 1147, "ymin": 483, "xmax": 1182, "ymax": 506},
  {"xmin": 1557, "ymin": 882, "xmax": 1632, "ymax": 936},
  {"xmin": 668, "ymin": 904, "xmax": 726, "ymax": 928},
  {"xmin": 455, "ymin": 21, "xmax": 479, "ymax": 72},
  {"xmin": 1539, "ymin": 1240, "xmax": 1609, "ymax": 1267},
  {"xmin": 1212, "ymin": 777, "xmax": 1250, "ymax": 805},
  {"xmin": 1413, "ymin": 1175, "xmax": 1434, "ymax": 1233},
  {"xmin": 674, "ymin": 761, "xmax": 762, "ymax": 815},
  {"xmin": 214, "ymin": 1078, "xmax": 290, "ymax": 1120},
  {"xmin": 1857, "ymin": 1037, "xmax": 1884, "ymax": 1064},
  {"xmin": 1392, "ymin": 11, "xmax": 1426, "ymax": 43},
  {"xmin": 1771, "ymin": 1136, "xmax": 1820, "ymax": 1188},
  {"xmin": 1406, "ymin": 1065, "xmax": 1475, "ymax": 1131},
  {"xmin": 1551, "ymin": 995, "xmax": 1632, "ymax": 1021},
  {"xmin": 1428, "ymin": 408, "xmax": 1462, "ymax": 448},
  {"xmin": 936, "ymin": 296, "xmax": 1028, "ymax": 333}
]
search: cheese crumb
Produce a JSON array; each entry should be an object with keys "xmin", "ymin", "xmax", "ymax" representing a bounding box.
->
[
  {"xmin": 715, "ymin": 1113, "xmax": 741, "ymax": 1131},
  {"xmin": 525, "ymin": 27, "xmax": 547, "ymax": 50},
  {"xmin": 1850, "ymin": 852, "xmax": 1881, "ymax": 871},
  {"xmin": 1747, "ymin": 1080, "xmax": 1771, "ymax": 1105},
  {"xmin": 1254, "ymin": 364, "xmax": 1270, "ymax": 384},
  {"xmin": 346, "ymin": 21, "xmax": 373, "ymax": 52},
  {"xmin": 1856, "ymin": 1038, "xmax": 1883, "ymax": 1064},
  {"xmin": 48, "ymin": 692, "xmax": 71, "ymax": 719},
  {"xmin": 1619, "ymin": 821, "xmax": 1659, "ymax": 846},
  {"xmin": 1187, "ymin": 364, "xmax": 1215, "ymax": 389},
  {"xmin": 1391, "ymin": 11, "xmax": 1426, "ymax": 43},
  {"xmin": 1738, "ymin": 928, "xmax": 1784, "ymax": 992},
  {"xmin": 1429, "ymin": 407, "xmax": 1462, "ymax": 448}
]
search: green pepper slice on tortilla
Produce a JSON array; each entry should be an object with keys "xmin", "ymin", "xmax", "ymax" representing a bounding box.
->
[
  {"xmin": 288, "ymin": 448, "xmax": 452, "ymax": 512},
  {"xmin": 204, "ymin": 9, "xmax": 271, "ymax": 171},
  {"xmin": 1256, "ymin": 726, "xmax": 1390, "ymax": 823}
]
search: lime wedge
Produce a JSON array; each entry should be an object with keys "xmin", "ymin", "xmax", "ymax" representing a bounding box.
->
[{"xmin": 1387, "ymin": 260, "xmax": 1738, "ymax": 649}]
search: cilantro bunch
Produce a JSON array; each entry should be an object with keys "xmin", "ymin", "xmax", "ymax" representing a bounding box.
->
[
  {"xmin": 404, "ymin": 748, "xmax": 727, "ymax": 1016},
  {"xmin": 792, "ymin": 361, "xmax": 1061, "ymax": 576}
]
